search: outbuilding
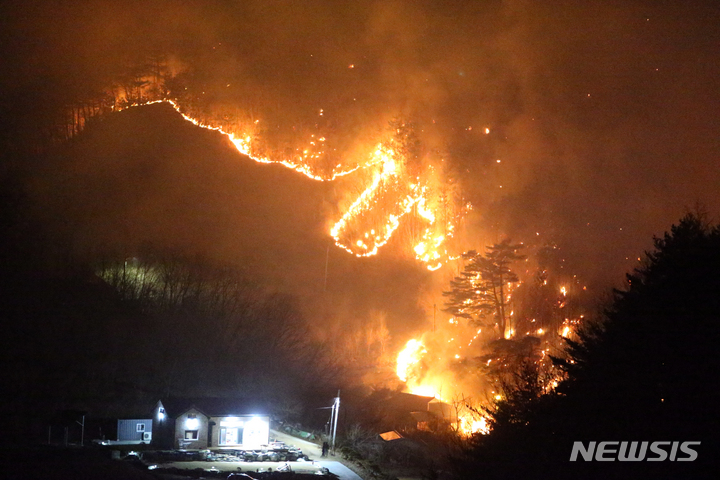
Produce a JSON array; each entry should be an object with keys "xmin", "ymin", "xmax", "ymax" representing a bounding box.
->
[{"xmin": 117, "ymin": 418, "xmax": 153, "ymax": 444}]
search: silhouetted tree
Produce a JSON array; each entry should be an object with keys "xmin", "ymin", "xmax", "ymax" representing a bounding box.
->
[
  {"xmin": 443, "ymin": 239, "xmax": 525, "ymax": 338},
  {"xmin": 450, "ymin": 213, "xmax": 720, "ymax": 480}
]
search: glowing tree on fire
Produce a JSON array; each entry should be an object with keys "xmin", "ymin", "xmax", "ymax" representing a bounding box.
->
[{"xmin": 442, "ymin": 239, "xmax": 526, "ymax": 338}]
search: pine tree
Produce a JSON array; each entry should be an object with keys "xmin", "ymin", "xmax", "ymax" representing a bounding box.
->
[{"xmin": 443, "ymin": 239, "xmax": 526, "ymax": 337}]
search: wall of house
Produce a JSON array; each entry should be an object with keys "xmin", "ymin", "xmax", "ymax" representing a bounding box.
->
[
  {"xmin": 174, "ymin": 408, "xmax": 209, "ymax": 449},
  {"xmin": 209, "ymin": 415, "xmax": 270, "ymax": 448},
  {"xmin": 151, "ymin": 402, "xmax": 175, "ymax": 449},
  {"xmin": 117, "ymin": 419, "xmax": 152, "ymax": 442}
]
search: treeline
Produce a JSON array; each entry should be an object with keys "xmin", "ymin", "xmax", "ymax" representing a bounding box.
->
[
  {"xmin": 94, "ymin": 253, "xmax": 342, "ymax": 401},
  {"xmin": 0, "ymin": 53, "xmax": 171, "ymax": 158},
  {"xmin": 448, "ymin": 213, "xmax": 720, "ymax": 479}
]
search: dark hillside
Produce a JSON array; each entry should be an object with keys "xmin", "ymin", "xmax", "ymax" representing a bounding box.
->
[{"xmin": 28, "ymin": 102, "xmax": 428, "ymax": 334}]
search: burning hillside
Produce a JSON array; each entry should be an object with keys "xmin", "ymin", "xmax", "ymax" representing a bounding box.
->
[
  {"xmin": 114, "ymin": 96, "xmax": 466, "ymax": 272},
  {"xmin": 86, "ymin": 78, "xmax": 591, "ymax": 435},
  {"xmin": 392, "ymin": 242, "xmax": 589, "ymax": 435}
]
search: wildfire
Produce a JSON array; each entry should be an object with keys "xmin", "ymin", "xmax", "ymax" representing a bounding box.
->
[
  {"xmin": 396, "ymin": 339, "xmax": 426, "ymax": 383},
  {"xmin": 394, "ymin": 274, "xmax": 587, "ymax": 437},
  {"xmin": 396, "ymin": 338, "xmax": 448, "ymax": 399},
  {"xmin": 396, "ymin": 337, "xmax": 491, "ymax": 436},
  {"xmin": 125, "ymin": 99, "xmax": 461, "ymax": 269}
]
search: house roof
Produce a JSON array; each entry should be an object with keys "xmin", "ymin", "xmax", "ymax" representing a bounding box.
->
[
  {"xmin": 158, "ymin": 397, "xmax": 268, "ymax": 418},
  {"xmin": 379, "ymin": 431, "xmax": 403, "ymax": 441},
  {"xmin": 385, "ymin": 392, "xmax": 435, "ymax": 413}
]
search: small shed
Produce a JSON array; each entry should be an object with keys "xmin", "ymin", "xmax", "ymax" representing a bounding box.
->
[
  {"xmin": 117, "ymin": 418, "xmax": 153, "ymax": 443},
  {"xmin": 428, "ymin": 398, "xmax": 456, "ymax": 423}
]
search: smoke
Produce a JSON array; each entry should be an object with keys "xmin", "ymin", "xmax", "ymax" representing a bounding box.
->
[{"xmin": 4, "ymin": 0, "xmax": 720, "ymax": 351}]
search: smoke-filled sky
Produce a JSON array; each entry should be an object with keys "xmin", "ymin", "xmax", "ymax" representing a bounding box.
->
[{"xmin": 3, "ymin": 0, "xmax": 719, "ymax": 340}]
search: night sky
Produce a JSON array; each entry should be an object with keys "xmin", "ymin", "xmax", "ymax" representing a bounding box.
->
[{"xmin": 2, "ymin": 0, "xmax": 719, "ymax": 339}]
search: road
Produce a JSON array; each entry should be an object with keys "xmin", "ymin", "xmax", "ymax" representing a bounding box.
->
[
  {"xmin": 270, "ymin": 429, "xmax": 363, "ymax": 480},
  {"xmin": 149, "ymin": 429, "xmax": 362, "ymax": 480}
]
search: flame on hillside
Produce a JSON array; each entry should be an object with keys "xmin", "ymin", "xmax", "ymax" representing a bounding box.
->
[
  {"xmin": 114, "ymin": 98, "xmax": 582, "ymax": 440},
  {"xmin": 396, "ymin": 338, "xmax": 490, "ymax": 436},
  {"xmin": 394, "ymin": 282, "xmax": 586, "ymax": 437},
  {"xmin": 122, "ymin": 99, "xmax": 464, "ymax": 269}
]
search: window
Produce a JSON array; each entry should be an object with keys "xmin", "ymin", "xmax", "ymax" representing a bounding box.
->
[
  {"xmin": 219, "ymin": 426, "xmax": 243, "ymax": 445},
  {"xmin": 185, "ymin": 413, "xmax": 200, "ymax": 430},
  {"xmin": 185, "ymin": 430, "xmax": 199, "ymax": 440},
  {"xmin": 136, "ymin": 423, "xmax": 145, "ymax": 432}
]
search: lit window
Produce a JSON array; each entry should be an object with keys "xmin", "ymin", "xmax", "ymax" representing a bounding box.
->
[
  {"xmin": 185, "ymin": 430, "xmax": 199, "ymax": 440},
  {"xmin": 136, "ymin": 423, "xmax": 145, "ymax": 432},
  {"xmin": 185, "ymin": 414, "xmax": 200, "ymax": 430}
]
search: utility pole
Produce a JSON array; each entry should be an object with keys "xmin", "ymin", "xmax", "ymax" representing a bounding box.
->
[
  {"xmin": 323, "ymin": 246, "xmax": 330, "ymax": 293},
  {"xmin": 331, "ymin": 390, "xmax": 340, "ymax": 455},
  {"xmin": 76, "ymin": 414, "xmax": 85, "ymax": 446}
]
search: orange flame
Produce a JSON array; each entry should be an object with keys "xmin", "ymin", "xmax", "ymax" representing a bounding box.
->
[
  {"xmin": 396, "ymin": 337, "xmax": 490, "ymax": 436},
  {"xmin": 126, "ymin": 100, "xmax": 461, "ymax": 269}
]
